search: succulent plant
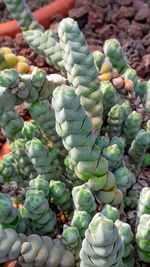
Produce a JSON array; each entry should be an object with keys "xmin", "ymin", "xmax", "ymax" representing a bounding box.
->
[
  {"xmin": 62, "ymin": 225, "xmax": 81, "ymax": 255},
  {"xmin": 11, "ymin": 138, "xmax": 37, "ymax": 180},
  {"xmin": 103, "ymin": 39, "xmax": 128, "ymax": 74},
  {"xmin": 21, "ymin": 189, "xmax": 57, "ymax": 236},
  {"xmin": 28, "ymin": 100, "xmax": 66, "ymax": 155},
  {"xmin": 114, "ymin": 167, "xmax": 135, "ymax": 195},
  {"xmin": 101, "ymin": 204, "xmax": 120, "ymax": 222},
  {"xmin": 137, "ymin": 187, "xmax": 150, "ymax": 223},
  {"xmin": 71, "ymin": 210, "xmax": 91, "ymax": 238},
  {"xmin": 0, "ymin": 193, "xmax": 21, "ymax": 230},
  {"xmin": 124, "ymin": 190, "xmax": 138, "ymax": 209},
  {"xmin": 22, "ymin": 120, "xmax": 47, "ymax": 145},
  {"xmin": 110, "ymin": 136, "xmax": 125, "ymax": 155},
  {"xmin": 0, "ymin": 47, "xmax": 29, "ymax": 73},
  {"xmin": 107, "ymin": 104, "xmax": 127, "ymax": 138},
  {"xmin": 100, "ymin": 81, "xmax": 120, "ymax": 118},
  {"xmin": 115, "ymin": 220, "xmax": 134, "ymax": 267},
  {"xmin": 128, "ymin": 129, "xmax": 150, "ymax": 164},
  {"xmin": 136, "ymin": 214, "xmax": 150, "ymax": 263},
  {"xmin": 25, "ymin": 138, "xmax": 61, "ymax": 182},
  {"xmin": 141, "ymin": 153, "xmax": 150, "ymax": 168},
  {"xmin": 29, "ymin": 175, "xmax": 49, "ymax": 198},
  {"xmin": 58, "ymin": 18, "xmax": 103, "ymax": 132},
  {"xmin": 0, "ymin": 153, "xmax": 23, "ymax": 185},
  {"xmin": 72, "ymin": 184, "xmax": 96, "ymax": 216},
  {"xmin": 144, "ymin": 79, "xmax": 150, "ymax": 114},
  {"xmin": 93, "ymin": 50, "xmax": 105, "ymax": 72},
  {"xmin": 103, "ymin": 145, "xmax": 122, "ymax": 172},
  {"xmin": 4, "ymin": 0, "xmax": 43, "ymax": 31},
  {"xmin": 96, "ymin": 136, "xmax": 110, "ymax": 151},
  {"xmin": 123, "ymin": 111, "xmax": 142, "ymax": 145},
  {"xmin": 0, "ymin": 226, "xmax": 23, "ymax": 263},
  {"xmin": 80, "ymin": 213, "xmax": 124, "ymax": 267},
  {"xmin": 49, "ymin": 180, "xmax": 73, "ymax": 213}
]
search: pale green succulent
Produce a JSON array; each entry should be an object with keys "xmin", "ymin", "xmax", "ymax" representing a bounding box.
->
[
  {"xmin": 115, "ymin": 220, "xmax": 134, "ymax": 267},
  {"xmin": 114, "ymin": 167, "xmax": 135, "ymax": 195},
  {"xmin": 128, "ymin": 129, "xmax": 150, "ymax": 164},
  {"xmin": 137, "ymin": 187, "xmax": 150, "ymax": 223},
  {"xmin": 80, "ymin": 213, "xmax": 124, "ymax": 267},
  {"xmin": 58, "ymin": 18, "xmax": 103, "ymax": 132},
  {"xmin": 103, "ymin": 39, "xmax": 128, "ymax": 73},
  {"xmin": 71, "ymin": 210, "xmax": 91, "ymax": 238},
  {"xmin": 62, "ymin": 225, "xmax": 81, "ymax": 255},
  {"xmin": 136, "ymin": 214, "xmax": 150, "ymax": 263},
  {"xmin": 101, "ymin": 204, "xmax": 120, "ymax": 222},
  {"xmin": 123, "ymin": 111, "xmax": 142, "ymax": 145},
  {"xmin": 49, "ymin": 180, "xmax": 73, "ymax": 213},
  {"xmin": 21, "ymin": 189, "xmax": 57, "ymax": 236}
]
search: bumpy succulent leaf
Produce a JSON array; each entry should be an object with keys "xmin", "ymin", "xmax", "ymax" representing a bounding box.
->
[
  {"xmin": 103, "ymin": 39, "xmax": 128, "ymax": 73},
  {"xmin": 128, "ymin": 129, "xmax": 150, "ymax": 164},
  {"xmin": 137, "ymin": 187, "xmax": 150, "ymax": 223},
  {"xmin": 103, "ymin": 145, "xmax": 122, "ymax": 172},
  {"xmin": 101, "ymin": 204, "xmax": 120, "ymax": 222},
  {"xmin": 29, "ymin": 175, "xmax": 49, "ymax": 198},
  {"xmin": 136, "ymin": 214, "xmax": 150, "ymax": 263},
  {"xmin": 22, "ymin": 120, "xmax": 47, "ymax": 145},
  {"xmin": 25, "ymin": 138, "xmax": 61, "ymax": 182},
  {"xmin": 49, "ymin": 180, "xmax": 73, "ymax": 213},
  {"xmin": 28, "ymin": 100, "xmax": 66, "ymax": 155},
  {"xmin": 62, "ymin": 225, "xmax": 81, "ymax": 255},
  {"xmin": 123, "ymin": 111, "xmax": 142, "ymax": 145},
  {"xmin": 93, "ymin": 51, "xmax": 104, "ymax": 72},
  {"xmin": 144, "ymin": 79, "xmax": 150, "ymax": 114},
  {"xmin": 58, "ymin": 18, "xmax": 103, "ymax": 132},
  {"xmin": 115, "ymin": 220, "xmax": 134, "ymax": 267},
  {"xmin": 72, "ymin": 184, "xmax": 96, "ymax": 216},
  {"xmin": 22, "ymin": 189, "xmax": 57, "ymax": 236},
  {"xmin": 114, "ymin": 167, "xmax": 135, "ymax": 195},
  {"xmin": 11, "ymin": 138, "xmax": 37, "ymax": 180},
  {"xmin": 4, "ymin": 0, "xmax": 43, "ymax": 31},
  {"xmin": 71, "ymin": 210, "xmax": 91, "ymax": 238}
]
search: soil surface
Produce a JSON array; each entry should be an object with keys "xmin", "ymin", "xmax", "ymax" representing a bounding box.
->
[{"xmin": 0, "ymin": 0, "xmax": 53, "ymax": 23}]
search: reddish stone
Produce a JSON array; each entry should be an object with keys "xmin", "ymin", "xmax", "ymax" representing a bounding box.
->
[
  {"xmin": 146, "ymin": 46, "xmax": 150, "ymax": 54},
  {"xmin": 135, "ymin": 5, "xmax": 149, "ymax": 21},
  {"xmin": 96, "ymin": 24, "xmax": 119, "ymax": 41},
  {"xmin": 128, "ymin": 22, "xmax": 143, "ymax": 39},
  {"xmin": 115, "ymin": 0, "xmax": 133, "ymax": 6},
  {"xmin": 94, "ymin": 0, "xmax": 110, "ymax": 7},
  {"xmin": 69, "ymin": 5, "xmax": 90, "ymax": 18},
  {"xmin": 143, "ymin": 54, "xmax": 150, "ymax": 68},
  {"xmin": 132, "ymin": 0, "xmax": 143, "ymax": 11},
  {"xmin": 120, "ymin": 6, "xmax": 135, "ymax": 19},
  {"xmin": 88, "ymin": 11, "xmax": 104, "ymax": 29},
  {"xmin": 143, "ymin": 32, "xmax": 150, "ymax": 47},
  {"xmin": 111, "ymin": 9, "xmax": 121, "ymax": 24},
  {"xmin": 117, "ymin": 18, "xmax": 130, "ymax": 32},
  {"xmin": 15, "ymin": 103, "xmax": 30, "ymax": 121}
]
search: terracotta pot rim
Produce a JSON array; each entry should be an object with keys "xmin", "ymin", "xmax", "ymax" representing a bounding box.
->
[{"xmin": 0, "ymin": 0, "xmax": 76, "ymax": 37}]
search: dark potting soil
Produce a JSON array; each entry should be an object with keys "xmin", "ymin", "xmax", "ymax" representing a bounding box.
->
[{"xmin": 0, "ymin": 0, "xmax": 54, "ymax": 23}]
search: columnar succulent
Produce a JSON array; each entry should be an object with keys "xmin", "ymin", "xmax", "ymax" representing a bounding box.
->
[
  {"xmin": 71, "ymin": 210, "xmax": 91, "ymax": 238},
  {"xmin": 0, "ymin": 226, "xmax": 75, "ymax": 266},
  {"xmin": 80, "ymin": 213, "xmax": 124, "ymax": 267},
  {"xmin": 123, "ymin": 111, "xmax": 142, "ymax": 145},
  {"xmin": 0, "ymin": 227, "xmax": 23, "ymax": 263},
  {"xmin": 58, "ymin": 18, "xmax": 103, "ymax": 132},
  {"xmin": 21, "ymin": 189, "xmax": 57, "ymax": 236},
  {"xmin": 0, "ymin": 193, "xmax": 21, "ymax": 230},
  {"xmin": 25, "ymin": 138, "xmax": 61, "ymax": 181},
  {"xmin": 137, "ymin": 187, "xmax": 150, "ymax": 223},
  {"xmin": 115, "ymin": 220, "xmax": 134, "ymax": 267},
  {"xmin": 103, "ymin": 39, "xmax": 128, "ymax": 73},
  {"xmin": 128, "ymin": 129, "xmax": 150, "ymax": 164},
  {"xmin": 4, "ymin": 0, "xmax": 44, "ymax": 31},
  {"xmin": 136, "ymin": 214, "xmax": 150, "ymax": 263},
  {"xmin": 29, "ymin": 175, "xmax": 49, "ymax": 198},
  {"xmin": 62, "ymin": 225, "xmax": 81, "ymax": 255},
  {"xmin": 114, "ymin": 167, "xmax": 135, "ymax": 195},
  {"xmin": 52, "ymin": 84, "xmax": 122, "ymax": 206},
  {"xmin": 144, "ymin": 80, "xmax": 150, "ymax": 114},
  {"xmin": 0, "ymin": 153, "xmax": 23, "ymax": 185},
  {"xmin": 11, "ymin": 138, "xmax": 37, "ymax": 180},
  {"xmin": 28, "ymin": 100, "xmax": 66, "ymax": 154},
  {"xmin": 103, "ymin": 145, "xmax": 122, "ymax": 172},
  {"xmin": 72, "ymin": 184, "xmax": 96, "ymax": 216},
  {"xmin": 22, "ymin": 120, "xmax": 47, "ymax": 145},
  {"xmin": 49, "ymin": 180, "xmax": 73, "ymax": 213}
]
